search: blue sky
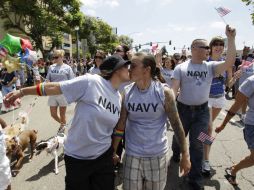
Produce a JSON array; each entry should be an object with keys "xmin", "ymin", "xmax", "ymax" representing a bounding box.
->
[{"xmin": 81, "ymin": 0, "xmax": 254, "ymax": 54}]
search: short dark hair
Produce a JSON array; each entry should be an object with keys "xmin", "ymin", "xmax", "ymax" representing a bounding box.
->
[
  {"xmin": 134, "ymin": 52, "xmax": 166, "ymax": 83},
  {"xmin": 209, "ymin": 36, "xmax": 224, "ymax": 56},
  {"xmin": 191, "ymin": 39, "xmax": 207, "ymax": 48},
  {"xmin": 121, "ymin": 44, "xmax": 130, "ymax": 60}
]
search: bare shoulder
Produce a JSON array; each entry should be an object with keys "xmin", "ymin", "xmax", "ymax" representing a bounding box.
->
[{"xmin": 163, "ymin": 86, "xmax": 175, "ymax": 101}]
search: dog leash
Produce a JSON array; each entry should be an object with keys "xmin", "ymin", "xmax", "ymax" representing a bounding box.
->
[
  {"xmin": 10, "ymin": 97, "xmax": 39, "ymax": 127},
  {"xmin": 8, "ymin": 63, "xmax": 48, "ymax": 126}
]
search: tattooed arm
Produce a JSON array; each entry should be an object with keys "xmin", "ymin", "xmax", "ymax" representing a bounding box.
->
[
  {"xmin": 112, "ymin": 94, "xmax": 128, "ymax": 164},
  {"xmin": 164, "ymin": 87, "xmax": 191, "ymax": 176}
]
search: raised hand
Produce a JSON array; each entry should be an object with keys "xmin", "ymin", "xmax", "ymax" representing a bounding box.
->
[
  {"xmin": 155, "ymin": 52, "xmax": 163, "ymax": 67},
  {"xmin": 225, "ymin": 25, "xmax": 236, "ymax": 39}
]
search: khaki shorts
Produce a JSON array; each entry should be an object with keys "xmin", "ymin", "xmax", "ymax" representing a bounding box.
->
[{"xmin": 48, "ymin": 95, "xmax": 68, "ymax": 107}]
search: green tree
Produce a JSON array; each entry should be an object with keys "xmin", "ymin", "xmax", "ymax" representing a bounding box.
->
[
  {"xmin": 242, "ymin": 0, "xmax": 254, "ymax": 23},
  {"xmin": 118, "ymin": 35, "xmax": 133, "ymax": 48},
  {"xmin": 0, "ymin": 0, "xmax": 83, "ymax": 57},
  {"xmin": 79, "ymin": 15, "xmax": 119, "ymax": 55}
]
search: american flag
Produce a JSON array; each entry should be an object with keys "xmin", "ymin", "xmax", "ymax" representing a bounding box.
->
[
  {"xmin": 197, "ymin": 132, "xmax": 215, "ymax": 145},
  {"xmin": 151, "ymin": 43, "xmax": 159, "ymax": 54},
  {"xmin": 215, "ymin": 7, "xmax": 231, "ymax": 17},
  {"xmin": 241, "ymin": 60, "xmax": 254, "ymax": 68}
]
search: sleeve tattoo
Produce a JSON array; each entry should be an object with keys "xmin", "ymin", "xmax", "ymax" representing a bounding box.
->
[{"xmin": 164, "ymin": 87, "xmax": 187, "ymax": 154}]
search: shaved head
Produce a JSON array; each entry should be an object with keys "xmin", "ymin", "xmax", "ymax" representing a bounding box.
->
[{"xmin": 191, "ymin": 39, "xmax": 207, "ymax": 47}]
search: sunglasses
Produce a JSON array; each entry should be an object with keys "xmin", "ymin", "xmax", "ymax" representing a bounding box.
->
[
  {"xmin": 195, "ymin": 46, "xmax": 210, "ymax": 50},
  {"xmin": 95, "ymin": 56, "xmax": 104, "ymax": 59},
  {"xmin": 115, "ymin": 49, "xmax": 124, "ymax": 53},
  {"xmin": 212, "ymin": 42, "xmax": 224, "ymax": 47},
  {"xmin": 52, "ymin": 56, "xmax": 59, "ymax": 59}
]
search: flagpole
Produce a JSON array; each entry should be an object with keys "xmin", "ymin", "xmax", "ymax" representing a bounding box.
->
[{"xmin": 220, "ymin": 16, "xmax": 228, "ymax": 25}]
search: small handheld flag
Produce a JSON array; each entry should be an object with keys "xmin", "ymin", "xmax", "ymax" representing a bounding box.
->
[
  {"xmin": 241, "ymin": 59, "xmax": 254, "ymax": 68},
  {"xmin": 215, "ymin": 7, "xmax": 231, "ymax": 17},
  {"xmin": 215, "ymin": 6, "xmax": 231, "ymax": 25},
  {"xmin": 197, "ymin": 132, "xmax": 215, "ymax": 145}
]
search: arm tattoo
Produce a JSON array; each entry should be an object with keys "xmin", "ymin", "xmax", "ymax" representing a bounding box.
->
[{"xmin": 164, "ymin": 87, "xmax": 187, "ymax": 154}]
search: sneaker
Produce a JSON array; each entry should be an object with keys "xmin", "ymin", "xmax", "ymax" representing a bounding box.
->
[
  {"xmin": 58, "ymin": 125, "xmax": 66, "ymax": 134},
  {"xmin": 171, "ymin": 153, "xmax": 180, "ymax": 163},
  {"xmin": 202, "ymin": 160, "xmax": 211, "ymax": 176}
]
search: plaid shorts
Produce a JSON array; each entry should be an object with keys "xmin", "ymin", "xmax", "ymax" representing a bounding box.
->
[{"xmin": 123, "ymin": 153, "xmax": 169, "ymax": 190}]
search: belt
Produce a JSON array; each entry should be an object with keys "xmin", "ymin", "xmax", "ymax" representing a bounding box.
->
[
  {"xmin": 209, "ymin": 94, "xmax": 224, "ymax": 98},
  {"xmin": 177, "ymin": 101, "xmax": 208, "ymax": 111}
]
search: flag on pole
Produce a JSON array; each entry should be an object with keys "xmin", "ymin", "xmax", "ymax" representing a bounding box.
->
[
  {"xmin": 197, "ymin": 132, "xmax": 215, "ymax": 145},
  {"xmin": 241, "ymin": 59, "xmax": 254, "ymax": 68},
  {"xmin": 215, "ymin": 7, "xmax": 231, "ymax": 17},
  {"xmin": 151, "ymin": 43, "xmax": 159, "ymax": 54}
]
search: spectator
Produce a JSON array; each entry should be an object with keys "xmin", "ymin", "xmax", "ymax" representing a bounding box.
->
[{"xmin": 88, "ymin": 50, "xmax": 106, "ymax": 75}]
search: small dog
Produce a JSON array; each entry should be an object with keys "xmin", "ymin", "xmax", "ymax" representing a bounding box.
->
[
  {"xmin": 4, "ymin": 112, "xmax": 29, "ymax": 140},
  {"xmin": 5, "ymin": 129, "xmax": 37, "ymax": 176},
  {"xmin": 36, "ymin": 133, "xmax": 66, "ymax": 175}
]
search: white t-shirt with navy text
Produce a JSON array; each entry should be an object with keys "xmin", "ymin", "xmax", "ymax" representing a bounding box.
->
[
  {"xmin": 173, "ymin": 60, "xmax": 216, "ymax": 105},
  {"xmin": 160, "ymin": 68, "xmax": 173, "ymax": 87},
  {"xmin": 46, "ymin": 63, "xmax": 75, "ymax": 82},
  {"xmin": 60, "ymin": 74, "xmax": 121, "ymax": 159}
]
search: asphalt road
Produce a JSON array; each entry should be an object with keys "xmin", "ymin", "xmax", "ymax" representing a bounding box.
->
[{"xmin": 1, "ymin": 95, "xmax": 254, "ymax": 190}]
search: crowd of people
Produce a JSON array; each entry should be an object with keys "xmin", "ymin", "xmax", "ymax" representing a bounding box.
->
[{"xmin": 0, "ymin": 24, "xmax": 254, "ymax": 190}]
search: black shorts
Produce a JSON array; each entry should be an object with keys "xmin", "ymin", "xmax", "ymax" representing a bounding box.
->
[{"xmin": 64, "ymin": 147, "xmax": 114, "ymax": 190}]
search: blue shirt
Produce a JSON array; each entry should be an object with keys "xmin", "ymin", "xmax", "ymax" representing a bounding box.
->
[{"xmin": 208, "ymin": 57, "xmax": 226, "ymax": 96}]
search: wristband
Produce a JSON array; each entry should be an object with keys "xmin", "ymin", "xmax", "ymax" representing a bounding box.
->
[
  {"xmin": 113, "ymin": 129, "xmax": 124, "ymax": 138},
  {"xmin": 36, "ymin": 84, "xmax": 42, "ymax": 96},
  {"xmin": 41, "ymin": 82, "xmax": 47, "ymax": 96}
]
